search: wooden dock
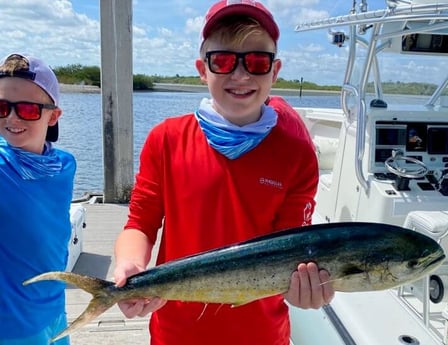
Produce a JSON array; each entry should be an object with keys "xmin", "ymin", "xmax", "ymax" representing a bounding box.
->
[
  {"xmin": 66, "ymin": 203, "xmax": 156, "ymax": 345},
  {"xmin": 66, "ymin": 202, "xmax": 298, "ymax": 345}
]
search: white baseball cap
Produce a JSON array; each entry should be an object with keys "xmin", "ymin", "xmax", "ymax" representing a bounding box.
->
[{"xmin": 0, "ymin": 53, "xmax": 60, "ymax": 141}]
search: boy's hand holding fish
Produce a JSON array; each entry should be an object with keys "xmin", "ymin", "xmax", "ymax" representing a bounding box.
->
[
  {"xmin": 114, "ymin": 260, "xmax": 167, "ymax": 318},
  {"xmin": 285, "ymin": 262, "xmax": 334, "ymax": 309},
  {"xmin": 113, "ymin": 229, "xmax": 167, "ymax": 318}
]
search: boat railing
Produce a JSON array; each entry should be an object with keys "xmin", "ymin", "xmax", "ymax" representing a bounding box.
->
[
  {"xmin": 341, "ymin": 83, "xmax": 370, "ymax": 191},
  {"xmin": 295, "ymin": 3, "xmax": 448, "ymax": 33},
  {"xmin": 427, "ymin": 76, "xmax": 448, "ymax": 106},
  {"xmin": 400, "ymin": 211, "xmax": 448, "ymax": 337}
]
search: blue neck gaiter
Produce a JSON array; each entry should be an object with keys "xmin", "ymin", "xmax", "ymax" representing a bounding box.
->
[
  {"xmin": 195, "ymin": 98, "xmax": 277, "ymax": 159},
  {"xmin": 0, "ymin": 137, "xmax": 62, "ymax": 179}
]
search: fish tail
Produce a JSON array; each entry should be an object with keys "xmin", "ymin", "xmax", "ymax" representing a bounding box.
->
[
  {"xmin": 23, "ymin": 272, "xmax": 118, "ymax": 342},
  {"xmin": 23, "ymin": 271, "xmax": 114, "ymax": 294},
  {"xmin": 52, "ymin": 296, "xmax": 116, "ymax": 342}
]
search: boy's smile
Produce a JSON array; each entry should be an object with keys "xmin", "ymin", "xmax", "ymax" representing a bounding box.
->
[
  {"xmin": 197, "ymin": 31, "xmax": 281, "ymax": 126},
  {"xmin": 0, "ymin": 78, "xmax": 60, "ymax": 153}
]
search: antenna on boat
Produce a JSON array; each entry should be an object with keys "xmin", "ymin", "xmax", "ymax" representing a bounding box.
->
[
  {"xmin": 359, "ymin": 0, "xmax": 368, "ymax": 13},
  {"xmin": 358, "ymin": 0, "xmax": 372, "ymax": 34}
]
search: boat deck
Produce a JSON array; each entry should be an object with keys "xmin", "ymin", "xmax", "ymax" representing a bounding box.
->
[{"xmin": 66, "ymin": 203, "xmax": 157, "ymax": 345}]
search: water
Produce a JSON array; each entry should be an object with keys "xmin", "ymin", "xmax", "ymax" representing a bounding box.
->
[{"xmin": 57, "ymin": 91, "xmax": 341, "ymax": 199}]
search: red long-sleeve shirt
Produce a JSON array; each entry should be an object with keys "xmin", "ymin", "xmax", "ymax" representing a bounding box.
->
[{"xmin": 125, "ymin": 96, "xmax": 318, "ymax": 345}]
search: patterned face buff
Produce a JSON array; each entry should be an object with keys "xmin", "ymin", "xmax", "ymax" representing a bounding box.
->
[
  {"xmin": 0, "ymin": 138, "xmax": 62, "ymax": 179},
  {"xmin": 195, "ymin": 98, "xmax": 277, "ymax": 159}
]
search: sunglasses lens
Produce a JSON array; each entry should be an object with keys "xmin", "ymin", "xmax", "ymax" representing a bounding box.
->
[
  {"xmin": 16, "ymin": 103, "xmax": 41, "ymax": 120},
  {"xmin": 0, "ymin": 101, "xmax": 10, "ymax": 118},
  {"xmin": 209, "ymin": 52, "xmax": 237, "ymax": 74},
  {"xmin": 207, "ymin": 51, "xmax": 273, "ymax": 75},
  {"xmin": 244, "ymin": 53, "xmax": 273, "ymax": 74}
]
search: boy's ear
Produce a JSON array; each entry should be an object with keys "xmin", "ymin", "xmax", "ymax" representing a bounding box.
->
[
  {"xmin": 271, "ymin": 59, "xmax": 282, "ymax": 83},
  {"xmin": 48, "ymin": 108, "xmax": 62, "ymax": 126},
  {"xmin": 195, "ymin": 58, "xmax": 208, "ymax": 83}
]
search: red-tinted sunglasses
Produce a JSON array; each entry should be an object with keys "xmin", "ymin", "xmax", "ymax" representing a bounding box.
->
[
  {"xmin": 205, "ymin": 51, "xmax": 275, "ymax": 75},
  {"xmin": 0, "ymin": 99, "xmax": 57, "ymax": 121}
]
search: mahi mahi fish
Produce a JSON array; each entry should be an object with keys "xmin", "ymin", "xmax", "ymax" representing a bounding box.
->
[{"xmin": 24, "ymin": 222, "xmax": 445, "ymax": 342}]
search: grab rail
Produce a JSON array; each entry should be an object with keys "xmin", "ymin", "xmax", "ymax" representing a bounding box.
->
[{"xmin": 295, "ymin": 4, "xmax": 448, "ymax": 33}]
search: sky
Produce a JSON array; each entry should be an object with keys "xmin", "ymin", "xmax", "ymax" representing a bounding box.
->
[{"xmin": 0, "ymin": 0, "xmax": 446, "ymax": 86}]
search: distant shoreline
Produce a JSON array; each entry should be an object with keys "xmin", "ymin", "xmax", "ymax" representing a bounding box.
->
[
  {"xmin": 59, "ymin": 84, "xmax": 101, "ymax": 93},
  {"xmin": 59, "ymin": 83, "xmax": 340, "ymax": 97},
  {"xmin": 150, "ymin": 83, "xmax": 340, "ymax": 96}
]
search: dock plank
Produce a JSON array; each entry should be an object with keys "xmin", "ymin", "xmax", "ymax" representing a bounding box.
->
[{"xmin": 66, "ymin": 203, "xmax": 154, "ymax": 345}]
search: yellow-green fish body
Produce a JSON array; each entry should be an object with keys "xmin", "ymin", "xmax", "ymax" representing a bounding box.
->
[{"xmin": 24, "ymin": 222, "xmax": 445, "ymax": 342}]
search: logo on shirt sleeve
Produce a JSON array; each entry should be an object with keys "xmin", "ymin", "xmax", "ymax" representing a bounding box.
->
[{"xmin": 302, "ymin": 202, "xmax": 313, "ymax": 225}]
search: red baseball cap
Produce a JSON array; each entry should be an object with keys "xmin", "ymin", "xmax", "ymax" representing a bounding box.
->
[{"xmin": 202, "ymin": 0, "xmax": 280, "ymax": 43}]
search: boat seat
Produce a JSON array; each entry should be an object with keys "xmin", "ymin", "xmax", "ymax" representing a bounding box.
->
[
  {"xmin": 403, "ymin": 211, "xmax": 448, "ymax": 253},
  {"xmin": 313, "ymin": 135, "xmax": 339, "ymax": 170},
  {"xmin": 320, "ymin": 171, "xmax": 334, "ymax": 189}
]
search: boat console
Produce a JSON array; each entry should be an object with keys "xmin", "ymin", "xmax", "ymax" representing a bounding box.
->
[
  {"xmin": 312, "ymin": 103, "xmax": 448, "ymax": 227},
  {"xmin": 369, "ymin": 107, "xmax": 448, "ymax": 196}
]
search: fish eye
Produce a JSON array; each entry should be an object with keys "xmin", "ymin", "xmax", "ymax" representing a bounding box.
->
[{"xmin": 407, "ymin": 259, "xmax": 419, "ymax": 269}]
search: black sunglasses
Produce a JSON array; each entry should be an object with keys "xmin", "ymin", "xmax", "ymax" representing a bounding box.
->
[
  {"xmin": 0, "ymin": 100, "xmax": 57, "ymax": 121},
  {"xmin": 205, "ymin": 51, "xmax": 275, "ymax": 75}
]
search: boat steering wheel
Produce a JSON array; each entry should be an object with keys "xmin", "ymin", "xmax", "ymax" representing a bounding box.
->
[{"xmin": 385, "ymin": 150, "xmax": 428, "ymax": 179}]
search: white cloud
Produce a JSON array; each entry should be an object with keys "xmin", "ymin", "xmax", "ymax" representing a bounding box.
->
[
  {"xmin": 185, "ymin": 16, "xmax": 205, "ymax": 35},
  {"xmin": 0, "ymin": 0, "xmax": 100, "ymax": 68},
  {"xmin": 0, "ymin": 0, "xmax": 444, "ymax": 86},
  {"xmin": 302, "ymin": 43, "xmax": 326, "ymax": 53}
]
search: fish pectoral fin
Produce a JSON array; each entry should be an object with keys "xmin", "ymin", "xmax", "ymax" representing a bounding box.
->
[
  {"xmin": 340, "ymin": 264, "xmax": 365, "ymax": 276},
  {"xmin": 321, "ymin": 277, "xmax": 346, "ymax": 287},
  {"xmin": 51, "ymin": 296, "xmax": 116, "ymax": 342}
]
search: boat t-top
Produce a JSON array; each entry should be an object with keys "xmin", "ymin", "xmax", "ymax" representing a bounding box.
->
[{"xmin": 289, "ymin": 1, "xmax": 448, "ymax": 344}]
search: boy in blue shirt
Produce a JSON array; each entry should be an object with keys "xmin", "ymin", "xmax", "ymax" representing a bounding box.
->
[{"xmin": 0, "ymin": 53, "xmax": 76, "ymax": 345}]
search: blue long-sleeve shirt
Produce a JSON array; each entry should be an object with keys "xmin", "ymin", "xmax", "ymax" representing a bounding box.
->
[{"xmin": 0, "ymin": 137, "xmax": 76, "ymax": 338}]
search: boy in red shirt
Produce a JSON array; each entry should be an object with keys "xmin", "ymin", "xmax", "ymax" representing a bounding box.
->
[{"xmin": 114, "ymin": 1, "xmax": 334, "ymax": 344}]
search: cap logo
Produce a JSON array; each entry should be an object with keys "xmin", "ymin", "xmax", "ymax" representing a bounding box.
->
[{"xmin": 226, "ymin": 0, "xmax": 257, "ymax": 5}]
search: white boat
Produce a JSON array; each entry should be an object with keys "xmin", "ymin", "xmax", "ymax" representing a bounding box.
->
[
  {"xmin": 67, "ymin": 203, "xmax": 86, "ymax": 272},
  {"xmin": 289, "ymin": 1, "xmax": 448, "ymax": 344}
]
